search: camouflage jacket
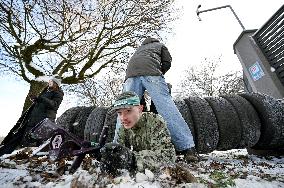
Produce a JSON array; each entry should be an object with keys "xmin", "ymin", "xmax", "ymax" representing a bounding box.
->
[{"xmin": 117, "ymin": 112, "xmax": 176, "ymax": 172}]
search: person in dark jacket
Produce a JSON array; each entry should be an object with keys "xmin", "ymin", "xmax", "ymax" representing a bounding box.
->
[
  {"xmin": 0, "ymin": 77, "xmax": 64, "ymax": 156},
  {"xmin": 22, "ymin": 77, "xmax": 64, "ymax": 146},
  {"xmin": 113, "ymin": 37, "xmax": 199, "ymax": 163}
]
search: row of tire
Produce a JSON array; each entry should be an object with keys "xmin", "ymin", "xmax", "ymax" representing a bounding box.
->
[
  {"xmin": 56, "ymin": 93, "xmax": 284, "ymax": 154},
  {"xmin": 56, "ymin": 105, "xmax": 117, "ymax": 145}
]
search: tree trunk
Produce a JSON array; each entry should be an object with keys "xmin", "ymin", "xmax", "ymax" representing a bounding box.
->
[{"xmin": 22, "ymin": 80, "xmax": 48, "ymax": 114}]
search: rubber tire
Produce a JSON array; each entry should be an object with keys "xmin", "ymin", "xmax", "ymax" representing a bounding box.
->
[
  {"xmin": 239, "ymin": 93, "xmax": 284, "ymax": 150},
  {"xmin": 221, "ymin": 95, "xmax": 261, "ymax": 148},
  {"xmin": 84, "ymin": 107, "xmax": 109, "ymax": 142},
  {"xmin": 205, "ymin": 97, "xmax": 242, "ymax": 151},
  {"xmin": 56, "ymin": 106, "xmax": 82, "ymax": 131},
  {"xmin": 184, "ymin": 97, "xmax": 219, "ymax": 153},
  {"xmin": 174, "ymin": 99, "xmax": 195, "ymax": 142},
  {"xmin": 103, "ymin": 108, "xmax": 118, "ymax": 143},
  {"xmin": 71, "ymin": 106, "xmax": 95, "ymax": 139}
]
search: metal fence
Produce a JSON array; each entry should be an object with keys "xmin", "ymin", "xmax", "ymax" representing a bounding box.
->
[{"xmin": 253, "ymin": 5, "xmax": 284, "ymax": 86}]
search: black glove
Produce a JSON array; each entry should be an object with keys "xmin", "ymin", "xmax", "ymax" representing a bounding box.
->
[
  {"xmin": 100, "ymin": 143, "xmax": 135, "ymax": 176},
  {"xmin": 29, "ymin": 94, "xmax": 38, "ymax": 102}
]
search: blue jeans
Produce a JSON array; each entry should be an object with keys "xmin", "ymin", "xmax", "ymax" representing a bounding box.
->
[{"xmin": 113, "ymin": 76, "xmax": 195, "ymax": 151}]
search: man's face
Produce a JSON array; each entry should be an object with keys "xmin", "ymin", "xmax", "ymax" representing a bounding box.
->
[{"xmin": 117, "ymin": 105, "xmax": 143, "ymax": 129}]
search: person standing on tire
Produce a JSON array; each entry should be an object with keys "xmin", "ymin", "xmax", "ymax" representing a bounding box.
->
[{"xmin": 113, "ymin": 37, "xmax": 199, "ymax": 163}]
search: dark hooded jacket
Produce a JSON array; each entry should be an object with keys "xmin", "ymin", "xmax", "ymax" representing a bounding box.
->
[
  {"xmin": 125, "ymin": 37, "xmax": 172, "ymax": 80},
  {"xmin": 25, "ymin": 87, "xmax": 64, "ymax": 130}
]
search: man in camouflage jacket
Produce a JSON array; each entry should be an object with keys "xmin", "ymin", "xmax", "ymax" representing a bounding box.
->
[{"xmin": 100, "ymin": 91, "xmax": 176, "ymax": 173}]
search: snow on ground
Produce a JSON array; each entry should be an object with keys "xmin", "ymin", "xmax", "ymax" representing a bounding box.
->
[{"xmin": 0, "ymin": 148, "xmax": 283, "ymax": 188}]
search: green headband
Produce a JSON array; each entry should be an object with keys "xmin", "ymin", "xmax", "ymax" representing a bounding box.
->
[{"xmin": 113, "ymin": 96, "xmax": 140, "ymax": 108}]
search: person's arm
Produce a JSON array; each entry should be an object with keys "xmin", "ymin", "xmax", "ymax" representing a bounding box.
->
[
  {"xmin": 38, "ymin": 91, "xmax": 63, "ymax": 110},
  {"xmin": 160, "ymin": 46, "xmax": 172, "ymax": 74},
  {"xmin": 133, "ymin": 114, "xmax": 176, "ymax": 172}
]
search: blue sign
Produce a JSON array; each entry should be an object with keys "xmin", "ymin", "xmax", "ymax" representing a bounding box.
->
[{"xmin": 249, "ymin": 61, "xmax": 265, "ymax": 81}]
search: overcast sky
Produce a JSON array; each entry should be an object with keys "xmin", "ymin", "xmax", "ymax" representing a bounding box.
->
[
  {"xmin": 165, "ymin": 0, "xmax": 283, "ymax": 88},
  {"xmin": 0, "ymin": 1, "xmax": 283, "ymax": 137}
]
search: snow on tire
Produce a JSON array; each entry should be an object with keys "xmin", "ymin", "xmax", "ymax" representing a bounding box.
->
[
  {"xmin": 205, "ymin": 97, "xmax": 242, "ymax": 150},
  {"xmin": 239, "ymin": 93, "xmax": 284, "ymax": 150},
  {"xmin": 175, "ymin": 99, "xmax": 195, "ymax": 142},
  {"xmin": 71, "ymin": 106, "xmax": 95, "ymax": 139},
  {"xmin": 184, "ymin": 97, "xmax": 219, "ymax": 153},
  {"xmin": 221, "ymin": 95, "xmax": 261, "ymax": 148},
  {"xmin": 56, "ymin": 106, "xmax": 82, "ymax": 131},
  {"xmin": 84, "ymin": 107, "xmax": 109, "ymax": 142}
]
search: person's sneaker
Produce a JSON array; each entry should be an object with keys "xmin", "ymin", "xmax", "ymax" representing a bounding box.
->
[{"xmin": 176, "ymin": 148, "xmax": 200, "ymax": 163}]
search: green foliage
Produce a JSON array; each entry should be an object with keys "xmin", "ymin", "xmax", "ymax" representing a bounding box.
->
[
  {"xmin": 197, "ymin": 170, "xmax": 237, "ymax": 188},
  {"xmin": 209, "ymin": 170, "xmax": 236, "ymax": 188}
]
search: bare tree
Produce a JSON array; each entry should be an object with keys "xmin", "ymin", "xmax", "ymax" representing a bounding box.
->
[
  {"xmin": 175, "ymin": 57, "xmax": 244, "ymax": 99},
  {"xmin": 0, "ymin": 0, "xmax": 176, "ymax": 112},
  {"xmin": 66, "ymin": 67, "xmax": 125, "ymax": 107},
  {"xmin": 218, "ymin": 72, "xmax": 244, "ymax": 95}
]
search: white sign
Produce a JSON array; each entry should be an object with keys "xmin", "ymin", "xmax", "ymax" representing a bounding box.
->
[{"xmin": 249, "ymin": 61, "xmax": 265, "ymax": 81}]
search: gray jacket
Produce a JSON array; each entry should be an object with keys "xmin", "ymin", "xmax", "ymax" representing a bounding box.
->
[{"xmin": 125, "ymin": 38, "xmax": 172, "ymax": 80}]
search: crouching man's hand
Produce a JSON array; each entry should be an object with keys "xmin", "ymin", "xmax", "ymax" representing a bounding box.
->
[{"xmin": 100, "ymin": 143, "xmax": 136, "ymax": 176}]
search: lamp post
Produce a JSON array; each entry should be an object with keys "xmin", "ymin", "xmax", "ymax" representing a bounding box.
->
[
  {"xmin": 196, "ymin": 5, "xmax": 245, "ymax": 30},
  {"xmin": 196, "ymin": 5, "xmax": 250, "ymax": 92}
]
